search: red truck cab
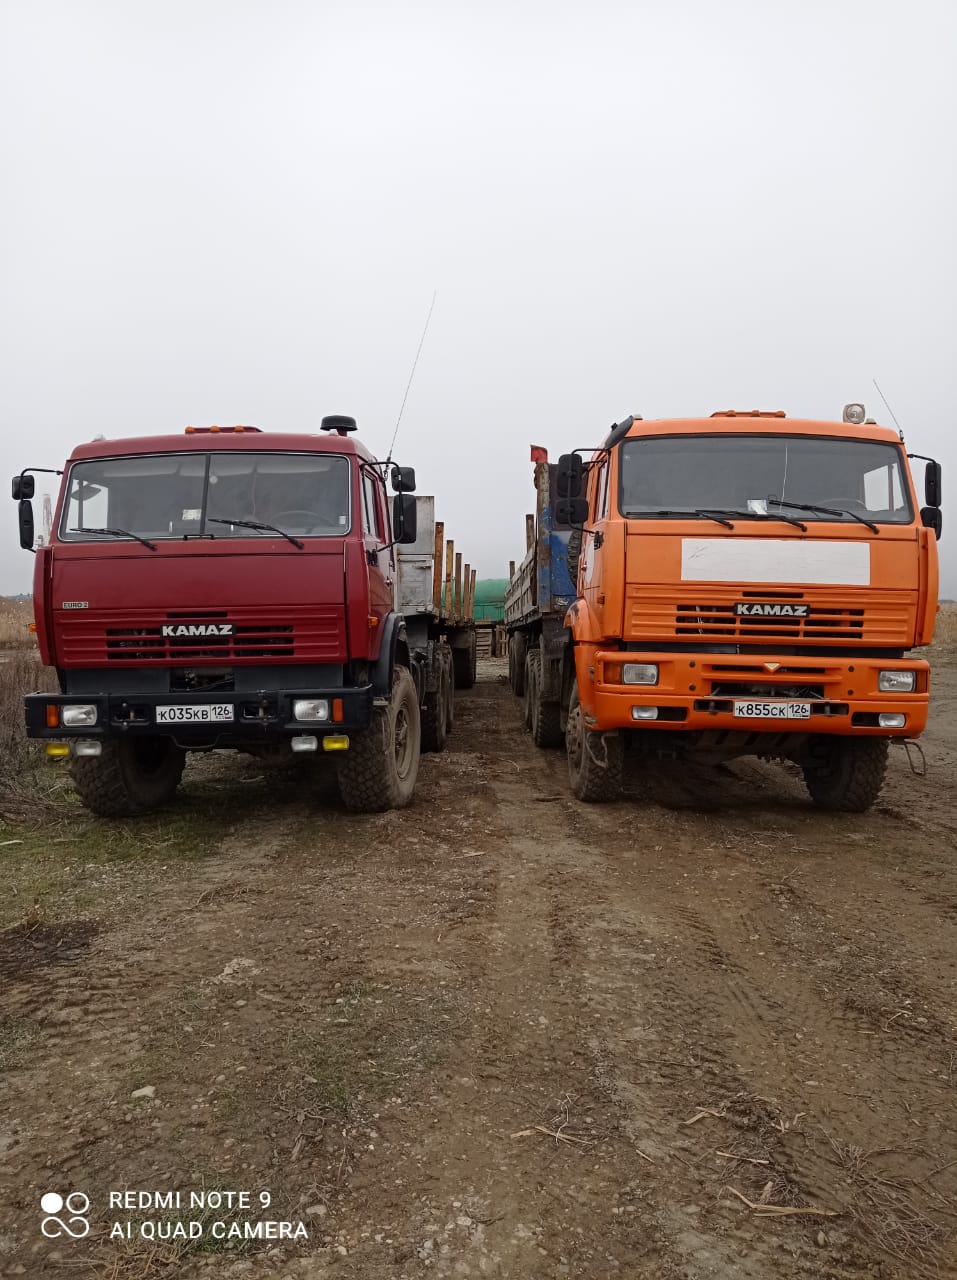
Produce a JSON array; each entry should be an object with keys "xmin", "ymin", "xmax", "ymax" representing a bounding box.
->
[{"xmin": 16, "ymin": 419, "xmax": 423, "ymax": 815}]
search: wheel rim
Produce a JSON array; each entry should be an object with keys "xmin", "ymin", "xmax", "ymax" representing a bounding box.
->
[{"xmin": 394, "ymin": 702, "xmax": 414, "ymax": 780}]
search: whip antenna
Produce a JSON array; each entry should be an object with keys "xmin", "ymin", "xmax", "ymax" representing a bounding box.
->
[
  {"xmin": 388, "ymin": 291, "xmax": 437, "ymax": 460},
  {"xmin": 872, "ymin": 378, "xmax": 904, "ymax": 436}
]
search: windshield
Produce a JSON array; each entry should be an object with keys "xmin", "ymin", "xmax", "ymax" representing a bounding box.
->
[
  {"xmin": 60, "ymin": 452, "xmax": 352, "ymax": 542},
  {"xmin": 618, "ymin": 434, "xmax": 913, "ymax": 525}
]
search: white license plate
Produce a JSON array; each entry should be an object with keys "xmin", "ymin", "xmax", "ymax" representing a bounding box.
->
[
  {"xmin": 733, "ymin": 701, "xmax": 811, "ymax": 720},
  {"xmin": 155, "ymin": 703, "xmax": 234, "ymax": 724}
]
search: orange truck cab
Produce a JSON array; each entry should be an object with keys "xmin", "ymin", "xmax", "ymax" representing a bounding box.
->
[{"xmin": 554, "ymin": 407, "xmax": 942, "ymax": 811}]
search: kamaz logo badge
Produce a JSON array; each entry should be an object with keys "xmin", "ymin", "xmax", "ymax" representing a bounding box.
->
[
  {"xmin": 735, "ymin": 603, "xmax": 810, "ymax": 618},
  {"xmin": 161, "ymin": 623, "xmax": 234, "ymax": 637}
]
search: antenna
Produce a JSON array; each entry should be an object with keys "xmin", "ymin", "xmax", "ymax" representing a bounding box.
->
[
  {"xmin": 872, "ymin": 378, "xmax": 904, "ymax": 437},
  {"xmin": 388, "ymin": 291, "xmax": 437, "ymax": 460}
]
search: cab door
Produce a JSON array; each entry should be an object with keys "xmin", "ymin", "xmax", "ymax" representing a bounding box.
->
[
  {"xmin": 580, "ymin": 454, "xmax": 612, "ymax": 635},
  {"xmin": 361, "ymin": 468, "xmax": 394, "ymax": 628}
]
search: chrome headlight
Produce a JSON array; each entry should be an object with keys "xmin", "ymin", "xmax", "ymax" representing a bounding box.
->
[
  {"xmin": 878, "ymin": 670, "xmax": 915, "ymax": 693},
  {"xmin": 622, "ymin": 663, "xmax": 659, "ymax": 686},
  {"xmin": 293, "ymin": 698, "xmax": 330, "ymax": 722},
  {"xmin": 62, "ymin": 704, "xmax": 97, "ymax": 727}
]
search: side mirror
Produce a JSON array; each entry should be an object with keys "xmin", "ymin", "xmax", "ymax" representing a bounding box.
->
[
  {"xmin": 925, "ymin": 460, "xmax": 942, "ymax": 508},
  {"xmin": 390, "ymin": 465, "xmax": 416, "ymax": 493},
  {"xmin": 557, "ymin": 453, "xmax": 583, "ymax": 499},
  {"xmin": 392, "ymin": 493, "xmax": 417, "ymax": 544},
  {"xmin": 921, "ymin": 506, "xmax": 943, "ymax": 540},
  {"xmin": 18, "ymin": 499, "xmax": 35, "ymax": 550},
  {"xmin": 12, "ymin": 474, "xmax": 35, "ymax": 500},
  {"xmin": 556, "ymin": 497, "xmax": 589, "ymax": 526}
]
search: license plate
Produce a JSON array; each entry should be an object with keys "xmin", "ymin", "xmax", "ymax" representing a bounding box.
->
[
  {"xmin": 733, "ymin": 701, "xmax": 811, "ymax": 720},
  {"xmin": 155, "ymin": 703, "xmax": 234, "ymax": 724}
]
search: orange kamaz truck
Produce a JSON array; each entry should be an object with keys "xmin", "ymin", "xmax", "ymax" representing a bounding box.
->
[{"xmin": 548, "ymin": 406, "xmax": 942, "ymax": 811}]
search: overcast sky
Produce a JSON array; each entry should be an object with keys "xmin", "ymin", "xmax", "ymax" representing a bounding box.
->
[{"xmin": 2, "ymin": 0, "xmax": 955, "ymax": 594}]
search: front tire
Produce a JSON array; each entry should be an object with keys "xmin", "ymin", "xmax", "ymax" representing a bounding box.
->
[
  {"xmin": 801, "ymin": 736, "xmax": 889, "ymax": 813},
  {"xmin": 70, "ymin": 738, "xmax": 186, "ymax": 817},
  {"xmin": 337, "ymin": 667, "xmax": 421, "ymax": 812},
  {"xmin": 566, "ymin": 683, "xmax": 623, "ymax": 802}
]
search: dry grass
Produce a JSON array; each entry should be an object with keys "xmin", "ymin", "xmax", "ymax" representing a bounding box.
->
[
  {"xmin": 0, "ymin": 650, "xmax": 58, "ymax": 819},
  {"xmin": 0, "ymin": 597, "xmax": 35, "ymax": 650},
  {"xmin": 930, "ymin": 602, "xmax": 957, "ymax": 655}
]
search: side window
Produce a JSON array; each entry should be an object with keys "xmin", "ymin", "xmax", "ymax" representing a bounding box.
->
[
  {"xmin": 361, "ymin": 471, "xmax": 383, "ymax": 539},
  {"xmin": 595, "ymin": 461, "xmax": 610, "ymax": 520}
]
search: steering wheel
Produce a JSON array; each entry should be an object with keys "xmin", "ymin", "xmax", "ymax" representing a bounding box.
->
[
  {"xmin": 268, "ymin": 509, "xmax": 329, "ymax": 527},
  {"xmin": 818, "ymin": 498, "xmax": 869, "ymax": 511}
]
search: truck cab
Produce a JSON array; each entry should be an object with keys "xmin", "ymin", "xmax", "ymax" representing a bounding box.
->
[
  {"xmin": 555, "ymin": 407, "xmax": 942, "ymax": 811},
  {"xmin": 15, "ymin": 419, "xmax": 426, "ymax": 815}
]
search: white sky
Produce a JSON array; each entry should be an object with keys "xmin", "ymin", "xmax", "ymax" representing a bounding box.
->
[{"xmin": 2, "ymin": 0, "xmax": 955, "ymax": 593}]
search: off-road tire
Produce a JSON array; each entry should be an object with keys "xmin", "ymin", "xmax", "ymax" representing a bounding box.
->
[
  {"xmin": 70, "ymin": 738, "xmax": 186, "ymax": 817},
  {"xmin": 452, "ymin": 631, "xmax": 477, "ymax": 690},
  {"xmin": 421, "ymin": 649, "xmax": 452, "ymax": 754},
  {"xmin": 337, "ymin": 667, "xmax": 421, "ymax": 811},
  {"xmin": 529, "ymin": 654, "xmax": 563, "ymax": 749},
  {"xmin": 444, "ymin": 652, "xmax": 455, "ymax": 734},
  {"xmin": 566, "ymin": 683, "xmax": 623, "ymax": 802},
  {"xmin": 522, "ymin": 651, "xmax": 538, "ymax": 730},
  {"xmin": 508, "ymin": 631, "xmax": 527, "ymax": 697},
  {"xmin": 801, "ymin": 736, "xmax": 889, "ymax": 813}
]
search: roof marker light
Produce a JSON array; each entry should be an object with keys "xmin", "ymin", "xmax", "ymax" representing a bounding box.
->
[
  {"xmin": 843, "ymin": 403, "xmax": 866, "ymax": 424},
  {"xmin": 184, "ymin": 425, "xmax": 263, "ymax": 434}
]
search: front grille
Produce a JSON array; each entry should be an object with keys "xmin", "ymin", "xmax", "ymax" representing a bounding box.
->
[
  {"xmin": 58, "ymin": 608, "xmax": 346, "ymax": 665},
  {"xmin": 104, "ymin": 624, "xmax": 295, "ymax": 661},
  {"xmin": 675, "ymin": 603, "xmax": 863, "ymax": 640},
  {"xmin": 625, "ymin": 589, "xmax": 912, "ymax": 647}
]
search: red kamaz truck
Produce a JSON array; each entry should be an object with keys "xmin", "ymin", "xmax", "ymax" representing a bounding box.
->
[{"xmin": 14, "ymin": 418, "xmax": 469, "ymax": 816}]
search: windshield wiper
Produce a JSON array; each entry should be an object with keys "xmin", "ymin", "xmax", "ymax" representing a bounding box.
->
[
  {"xmin": 72, "ymin": 526, "xmax": 157, "ymax": 551},
  {"xmin": 768, "ymin": 496, "xmax": 879, "ymax": 534},
  {"xmin": 207, "ymin": 517, "xmax": 304, "ymax": 550},
  {"xmin": 703, "ymin": 508, "xmax": 808, "ymax": 531},
  {"xmin": 646, "ymin": 508, "xmax": 735, "ymax": 529}
]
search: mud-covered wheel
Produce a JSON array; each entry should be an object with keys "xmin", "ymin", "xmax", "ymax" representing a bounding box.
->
[
  {"xmin": 452, "ymin": 631, "xmax": 477, "ymax": 690},
  {"xmin": 530, "ymin": 660, "xmax": 563, "ymax": 749},
  {"xmin": 522, "ymin": 651, "xmax": 538, "ymax": 730},
  {"xmin": 566, "ymin": 682, "xmax": 623, "ymax": 802},
  {"xmin": 337, "ymin": 667, "xmax": 421, "ymax": 811},
  {"xmin": 508, "ymin": 631, "xmax": 527, "ymax": 697},
  {"xmin": 70, "ymin": 737, "xmax": 186, "ymax": 817},
  {"xmin": 444, "ymin": 651, "xmax": 455, "ymax": 735},
  {"xmin": 801, "ymin": 736, "xmax": 889, "ymax": 813},
  {"xmin": 421, "ymin": 650, "xmax": 451, "ymax": 754}
]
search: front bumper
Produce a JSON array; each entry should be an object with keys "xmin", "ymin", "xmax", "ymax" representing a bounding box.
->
[
  {"xmin": 586, "ymin": 651, "xmax": 930, "ymax": 738},
  {"xmin": 25, "ymin": 685, "xmax": 374, "ymax": 746}
]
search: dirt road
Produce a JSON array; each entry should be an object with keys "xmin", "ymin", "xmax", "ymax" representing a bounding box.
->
[{"xmin": 2, "ymin": 658, "xmax": 957, "ymax": 1278}]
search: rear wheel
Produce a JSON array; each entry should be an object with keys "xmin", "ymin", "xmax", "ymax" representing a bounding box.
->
[
  {"xmin": 522, "ymin": 651, "xmax": 538, "ymax": 730},
  {"xmin": 801, "ymin": 736, "xmax": 889, "ymax": 813},
  {"xmin": 70, "ymin": 738, "xmax": 186, "ymax": 817},
  {"xmin": 508, "ymin": 632, "xmax": 527, "ymax": 697},
  {"xmin": 530, "ymin": 659, "xmax": 563, "ymax": 749},
  {"xmin": 452, "ymin": 631, "xmax": 477, "ymax": 690},
  {"xmin": 566, "ymin": 683, "xmax": 623, "ymax": 802},
  {"xmin": 421, "ymin": 650, "xmax": 452, "ymax": 753}
]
